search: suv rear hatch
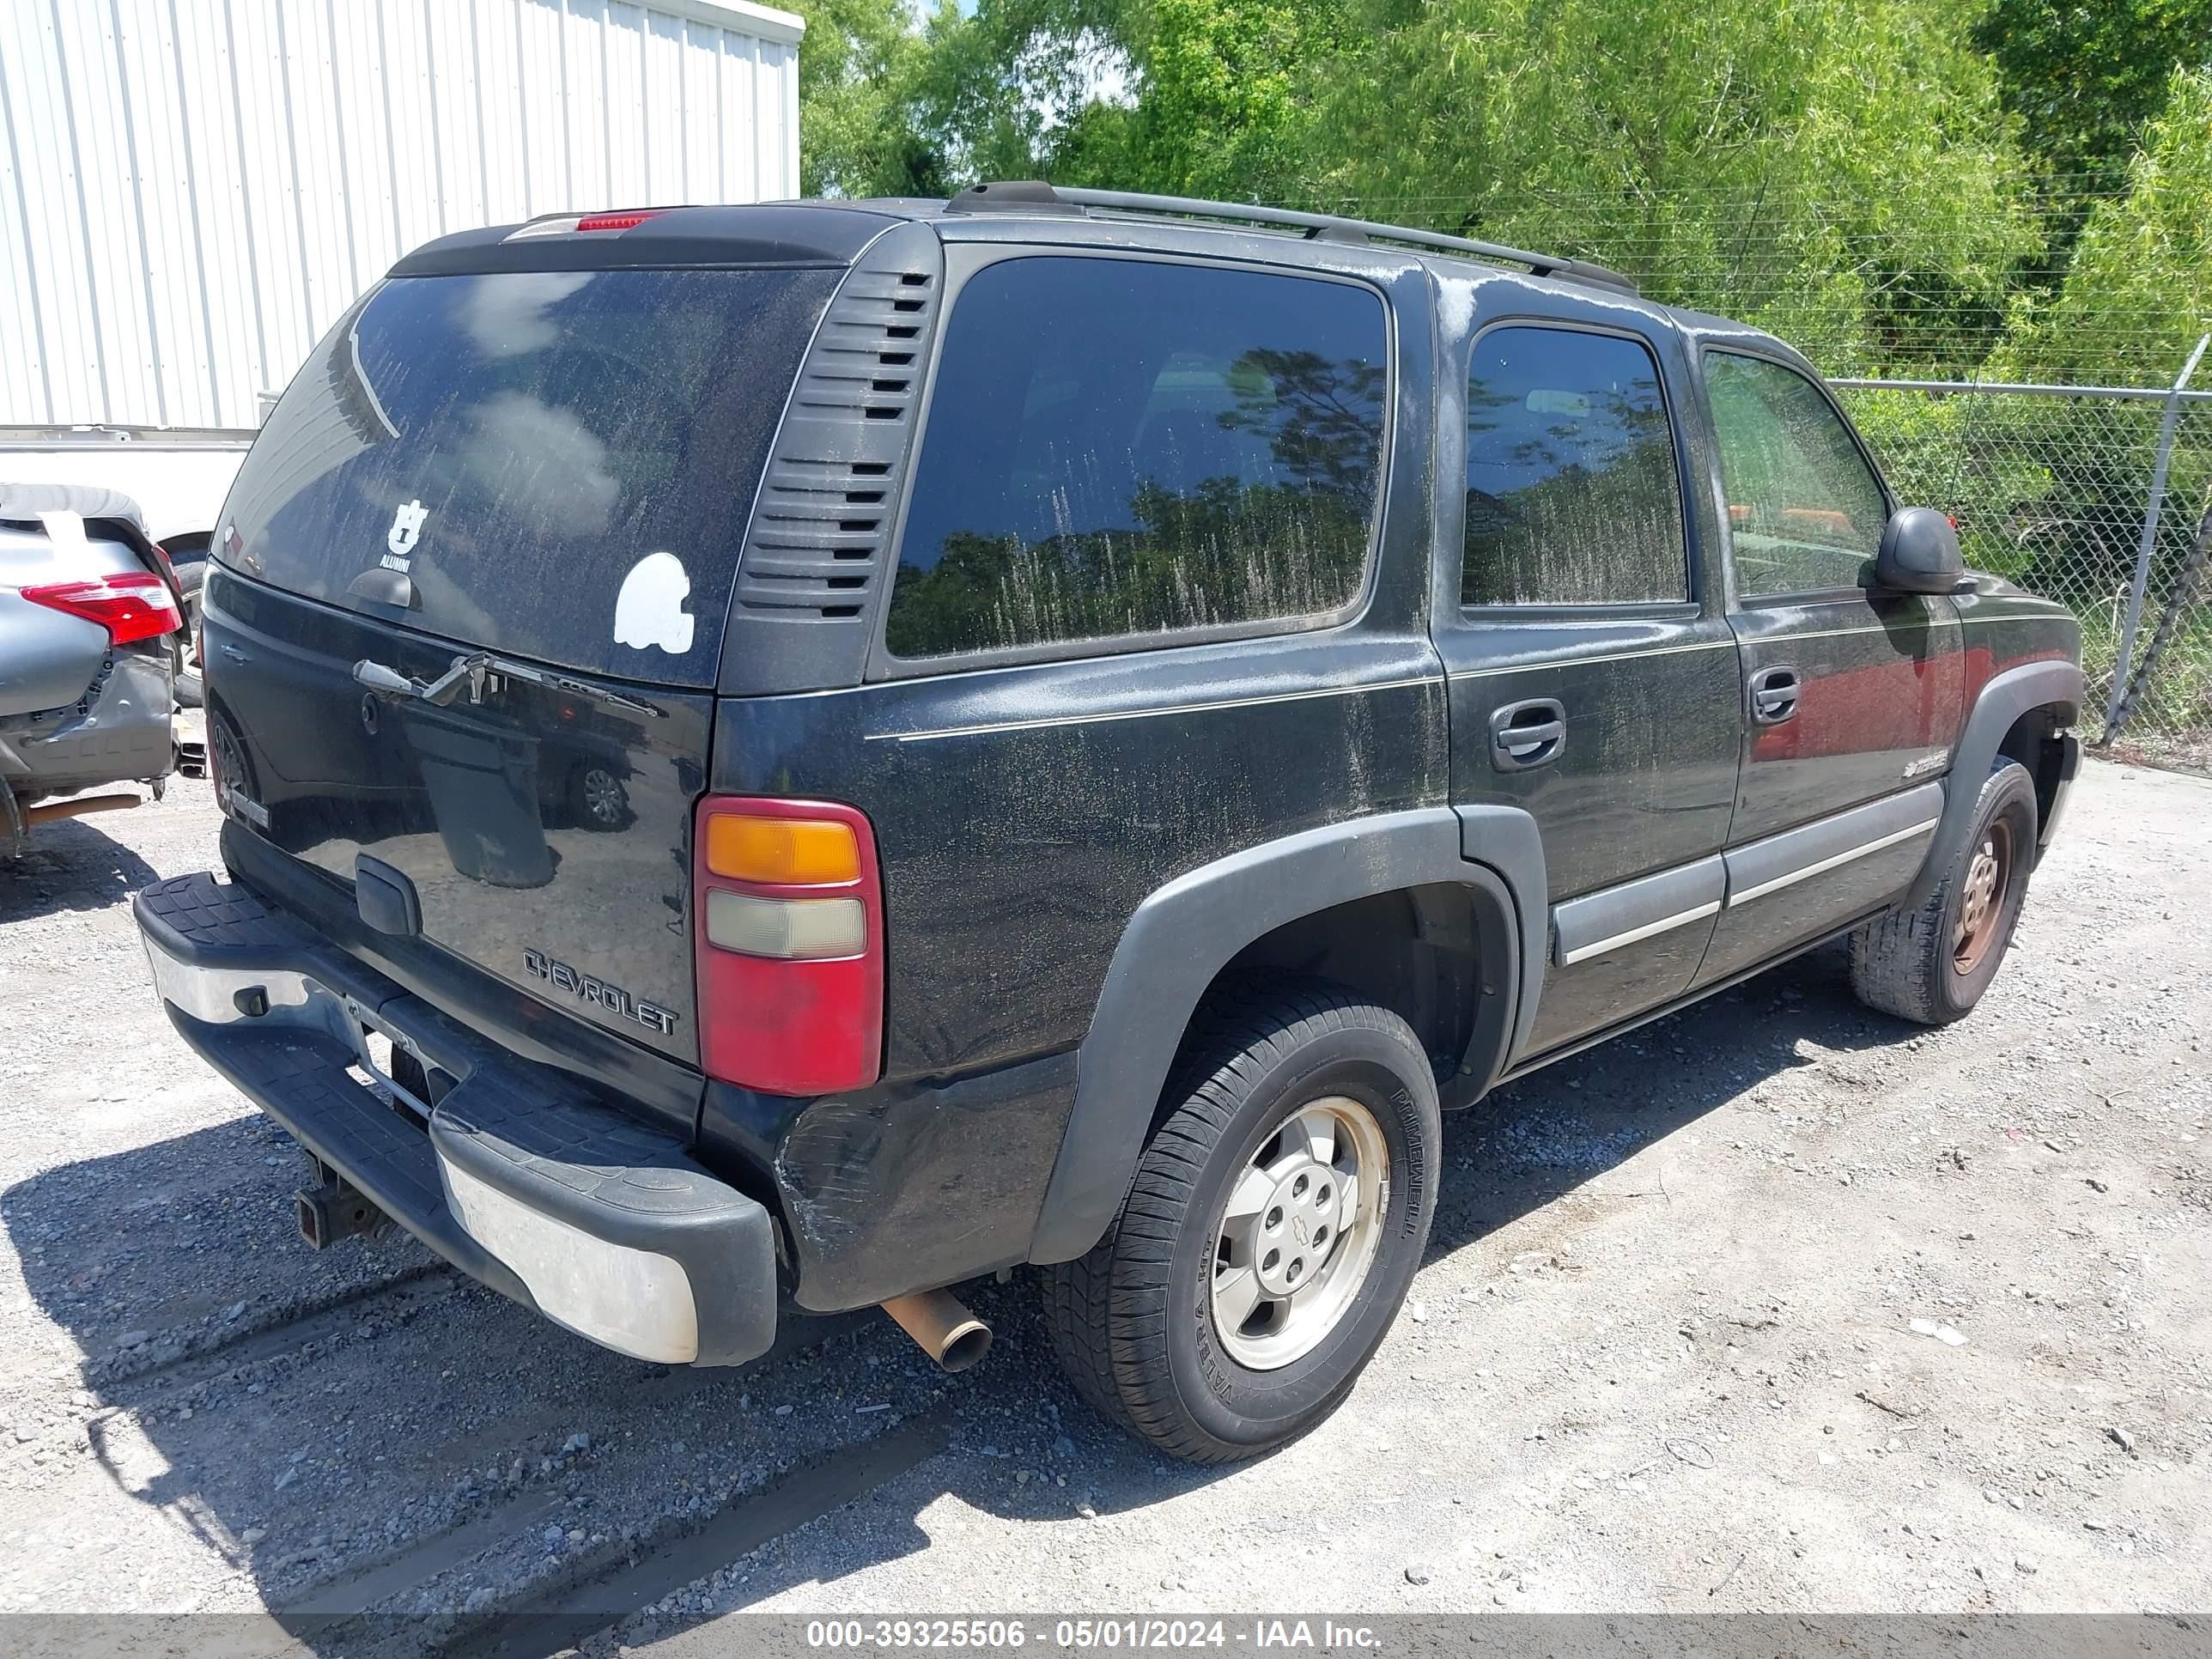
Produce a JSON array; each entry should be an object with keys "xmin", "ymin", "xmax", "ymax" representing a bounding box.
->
[{"xmin": 203, "ymin": 227, "xmax": 857, "ymax": 1067}]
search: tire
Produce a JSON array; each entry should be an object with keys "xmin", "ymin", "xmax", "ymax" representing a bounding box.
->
[
  {"xmin": 173, "ymin": 562, "xmax": 205, "ymax": 709},
  {"xmin": 1042, "ymin": 981, "xmax": 1442, "ymax": 1463},
  {"xmin": 1850, "ymin": 758, "xmax": 2038, "ymax": 1024}
]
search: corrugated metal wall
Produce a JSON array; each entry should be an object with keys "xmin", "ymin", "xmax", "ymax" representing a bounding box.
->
[{"xmin": 0, "ymin": 0, "xmax": 803, "ymax": 431}]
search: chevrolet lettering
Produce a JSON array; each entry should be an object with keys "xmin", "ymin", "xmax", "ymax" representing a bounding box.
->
[{"xmin": 522, "ymin": 949, "xmax": 679, "ymax": 1036}]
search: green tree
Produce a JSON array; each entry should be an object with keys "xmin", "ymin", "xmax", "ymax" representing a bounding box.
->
[
  {"xmin": 896, "ymin": 0, "xmax": 1133, "ymax": 185},
  {"xmin": 1849, "ymin": 69, "xmax": 2212, "ymax": 628},
  {"xmin": 884, "ymin": 0, "xmax": 1351, "ymax": 199},
  {"xmin": 1973, "ymin": 0, "xmax": 2212, "ymax": 198},
  {"xmin": 1102, "ymin": 0, "xmax": 1353, "ymax": 198},
  {"xmin": 1293, "ymin": 0, "xmax": 2038, "ymax": 374},
  {"xmin": 791, "ymin": 0, "xmax": 948, "ymax": 197},
  {"xmin": 1995, "ymin": 65, "xmax": 2212, "ymax": 385},
  {"xmin": 1968, "ymin": 67, "xmax": 2212, "ymax": 605}
]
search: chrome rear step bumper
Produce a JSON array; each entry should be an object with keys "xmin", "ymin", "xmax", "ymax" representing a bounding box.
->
[{"xmin": 134, "ymin": 872, "xmax": 778, "ymax": 1367}]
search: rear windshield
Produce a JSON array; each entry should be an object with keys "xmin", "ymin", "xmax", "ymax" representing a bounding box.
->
[{"xmin": 218, "ymin": 266, "xmax": 838, "ymax": 685}]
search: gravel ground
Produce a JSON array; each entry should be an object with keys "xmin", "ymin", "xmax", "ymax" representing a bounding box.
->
[{"xmin": 0, "ymin": 758, "xmax": 2206, "ymax": 1644}]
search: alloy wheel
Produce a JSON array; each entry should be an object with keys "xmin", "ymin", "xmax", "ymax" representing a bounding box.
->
[{"xmin": 1209, "ymin": 1095, "xmax": 1390, "ymax": 1370}]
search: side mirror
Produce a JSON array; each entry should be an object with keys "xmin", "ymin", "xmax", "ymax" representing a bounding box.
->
[{"xmin": 1873, "ymin": 507, "xmax": 1966, "ymax": 594}]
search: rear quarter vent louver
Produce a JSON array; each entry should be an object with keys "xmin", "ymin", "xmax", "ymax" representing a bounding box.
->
[{"xmin": 722, "ymin": 224, "xmax": 946, "ymax": 693}]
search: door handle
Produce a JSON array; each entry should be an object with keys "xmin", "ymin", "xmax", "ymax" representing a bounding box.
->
[
  {"xmin": 219, "ymin": 643, "xmax": 250, "ymax": 664},
  {"xmin": 1490, "ymin": 697, "xmax": 1567, "ymax": 772},
  {"xmin": 1749, "ymin": 665, "xmax": 1802, "ymax": 725}
]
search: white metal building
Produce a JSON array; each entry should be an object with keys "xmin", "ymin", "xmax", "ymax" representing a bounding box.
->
[{"xmin": 0, "ymin": 0, "xmax": 802, "ymax": 541}]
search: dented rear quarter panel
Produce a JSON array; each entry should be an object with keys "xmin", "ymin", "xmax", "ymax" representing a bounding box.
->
[{"xmin": 702, "ymin": 635, "xmax": 1450, "ymax": 1308}]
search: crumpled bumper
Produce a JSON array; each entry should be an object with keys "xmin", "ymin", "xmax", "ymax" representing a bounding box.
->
[{"xmin": 134, "ymin": 870, "xmax": 777, "ymax": 1367}]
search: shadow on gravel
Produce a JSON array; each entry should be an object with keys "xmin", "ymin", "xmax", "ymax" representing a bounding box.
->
[
  {"xmin": 0, "ymin": 814, "xmax": 162, "ymax": 922},
  {"xmin": 1419, "ymin": 943, "xmax": 1914, "ymax": 1270},
  {"xmin": 0, "ymin": 942, "xmax": 1917, "ymax": 1655}
]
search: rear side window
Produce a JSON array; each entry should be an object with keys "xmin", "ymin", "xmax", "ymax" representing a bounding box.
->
[
  {"xmin": 1462, "ymin": 325, "xmax": 1687, "ymax": 606},
  {"xmin": 219, "ymin": 267, "xmax": 839, "ymax": 686},
  {"xmin": 884, "ymin": 258, "xmax": 1388, "ymax": 659},
  {"xmin": 1703, "ymin": 351, "xmax": 1890, "ymax": 598}
]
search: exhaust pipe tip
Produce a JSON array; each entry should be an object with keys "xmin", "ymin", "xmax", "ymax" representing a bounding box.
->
[
  {"xmin": 880, "ymin": 1289, "xmax": 993, "ymax": 1373},
  {"xmin": 937, "ymin": 1320, "xmax": 993, "ymax": 1373}
]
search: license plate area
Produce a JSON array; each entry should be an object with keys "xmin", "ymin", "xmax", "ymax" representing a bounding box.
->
[{"xmin": 342, "ymin": 996, "xmax": 436, "ymax": 1120}]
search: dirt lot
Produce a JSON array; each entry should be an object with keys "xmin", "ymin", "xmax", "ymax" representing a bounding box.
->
[{"xmin": 0, "ymin": 758, "xmax": 2207, "ymax": 1643}]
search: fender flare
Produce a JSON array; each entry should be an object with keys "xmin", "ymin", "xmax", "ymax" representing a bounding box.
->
[
  {"xmin": 1026, "ymin": 805, "xmax": 1547, "ymax": 1265},
  {"xmin": 1905, "ymin": 659, "xmax": 2083, "ymax": 908}
]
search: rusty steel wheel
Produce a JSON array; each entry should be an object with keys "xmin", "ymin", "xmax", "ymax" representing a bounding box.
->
[
  {"xmin": 1951, "ymin": 816, "xmax": 2015, "ymax": 975},
  {"xmin": 1851, "ymin": 758, "xmax": 2039, "ymax": 1026}
]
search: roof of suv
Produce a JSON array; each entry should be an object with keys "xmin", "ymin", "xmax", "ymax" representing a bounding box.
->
[
  {"xmin": 388, "ymin": 183, "xmax": 1810, "ymax": 366},
  {"xmin": 392, "ymin": 182, "xmax": 1632, "ymax": 289}
]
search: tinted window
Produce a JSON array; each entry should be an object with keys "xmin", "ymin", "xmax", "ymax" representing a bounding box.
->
[
  {"xmin": 885, "ymin": 258, "xmax": 1387, "ymax": 658},
  {"xmin": 1704, "ymin": 351, "xmax": 1889, "ymax": 597},
  {"xmin": 1462, "ymin": 326, "xmax": 1687, "ymax": 605},
  {"xmin": 219, "ymin": 267, "xmax": 838, "ymax": 685}
]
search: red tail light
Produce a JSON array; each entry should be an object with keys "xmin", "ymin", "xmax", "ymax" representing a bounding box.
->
[
  {"xmin": 693, "ymin": 796, "xmax": 884, "ymax": 1096},
  {"xmin": 21, "ymin": 572, "xmax": 182, "ymax": 645},
  {"xmin": 576, "ymin": 209, "xmax": 663, "ymax": 232}
]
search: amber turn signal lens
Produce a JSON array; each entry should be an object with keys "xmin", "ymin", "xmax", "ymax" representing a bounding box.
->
[{"xmin": 704, "ymin": 814, "xmax": 860, "ymax": 885}]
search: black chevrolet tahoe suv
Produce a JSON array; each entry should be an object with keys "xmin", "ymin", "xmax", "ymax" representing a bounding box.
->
[{"xmin": 136, "ymin": 183, "xmax": 2084, "ymax": 1462}]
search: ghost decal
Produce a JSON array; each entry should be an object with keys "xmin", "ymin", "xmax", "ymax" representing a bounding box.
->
[{"xmin": 613, "ymin": 551, "xmax": 696, "ymax": 654}]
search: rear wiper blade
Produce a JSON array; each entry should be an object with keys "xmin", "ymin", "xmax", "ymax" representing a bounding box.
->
[{"xmin": 352, "ymin": 652, "xmax": 665, "ymax": 719}]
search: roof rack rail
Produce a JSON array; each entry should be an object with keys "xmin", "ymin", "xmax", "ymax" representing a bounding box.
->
[{"xmin": 944, "ymin": 181, "xmax": 1638, "ymax": 295}]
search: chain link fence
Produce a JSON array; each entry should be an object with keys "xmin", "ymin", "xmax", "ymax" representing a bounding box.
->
[{"xmin": 1832, "ymin": 367, "xmax": 2212, "ymax": 769}]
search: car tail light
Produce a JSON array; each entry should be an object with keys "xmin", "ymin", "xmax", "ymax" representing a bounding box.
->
[
  {"xmin": 693, "ymin": 797, "xmax": 884, "ymax": 1096},
  {"xmin": 21, "ymin": 571, "xmax": 182, "ymax": 644}
]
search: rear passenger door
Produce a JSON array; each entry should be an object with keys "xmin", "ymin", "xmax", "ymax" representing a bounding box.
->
[
  {"xmin": 1434, "ymin": 305, "xmax": 1741, "ymax": 1060},
  {"xmin": 1690, "ymin": 349, "xmax": 1964, "ymax": 987}
]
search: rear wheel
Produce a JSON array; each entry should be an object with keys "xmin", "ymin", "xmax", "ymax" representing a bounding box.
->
[
  {"xmin": 172, "ymin": 561, "xmax": 205, "ymax": 709},
  {"xmin": 1043, "ymin": 982, "xmax": 1440, "ymax": 1462},
  {"xmin": 1850, "ymin": 758, "xmax": 2038, "ymax": 1024}
]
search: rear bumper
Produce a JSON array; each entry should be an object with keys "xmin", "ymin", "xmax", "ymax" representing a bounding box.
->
[
  {"xmin": 133, "ymin": 871, "xmax": 778, "ymax": 1367},
  {"xmin": 0, "ymin": 649, "xmax": 173, "ymax": 799}
]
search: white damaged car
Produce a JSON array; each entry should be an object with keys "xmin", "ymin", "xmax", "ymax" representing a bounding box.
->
[{"xmin": 2, "ymin": 484, "xmax": 184, "ymax": 856}]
